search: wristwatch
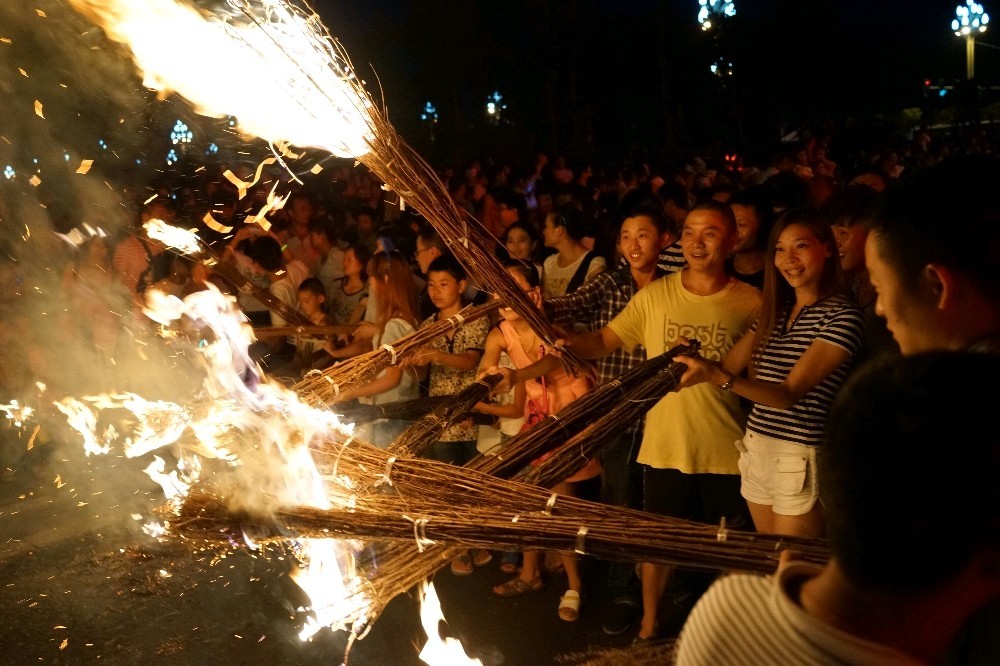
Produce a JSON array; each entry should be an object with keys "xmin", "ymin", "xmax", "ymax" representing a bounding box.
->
[{"xmin": 720, "ymin": 372, "xmax": 737, "ymax": 391}]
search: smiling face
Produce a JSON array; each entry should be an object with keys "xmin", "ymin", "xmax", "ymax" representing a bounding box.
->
[
  {"xmin": 832, "ymin": 222, "xmax": 868, "ymax": 276},
  {"xmin": 505, "ymin": 226, "xmax": 535, "ymax": 261},
  {"xmin": 619, "ymin": 214, "xmax": 666, "ymax": 271},
  {"xmin": 680, "ymin": 208, "xmax": 736, "ymax": 273},
  {"xmin": 773, "ymin": 222, "xmax": 831, "ymax": 290}
]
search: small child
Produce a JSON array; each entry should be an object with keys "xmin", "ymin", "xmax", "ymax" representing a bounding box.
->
[
  {"xmin": 409, "ymin": 254, "xmax": 492, "ymax": 575},
  {"xmin": 287, "ymin": 277, "xmax": 332, "ymax": 378}
]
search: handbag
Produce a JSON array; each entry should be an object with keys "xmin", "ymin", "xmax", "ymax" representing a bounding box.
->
[{"xmin": 519, "ymin": 345, "xmax": 550, "ymax": 435}]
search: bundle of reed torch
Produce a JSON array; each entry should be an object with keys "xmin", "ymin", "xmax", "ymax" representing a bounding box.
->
[
  {"xmin": 171, "ymin": 418, "xmax": 828, "ymax": 630},
  {"xmin": 177, "ymin": 454, "xmax": 830, "ymax": 574},
  {"xmin": 305, "ymin": 343, "xmax": 705, "ymax": 625},
  {"xmin": 291, "ymin": 300, "xmax": 500, "ymax": 407},
  {"xmin": 388, "ymin": 374, "xmax": 501, "ymax": 459}
]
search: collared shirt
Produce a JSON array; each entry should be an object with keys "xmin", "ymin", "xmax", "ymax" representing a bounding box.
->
[{"xmin": 546, "ymin": 262, "xmax": 660, "ymax": 386}]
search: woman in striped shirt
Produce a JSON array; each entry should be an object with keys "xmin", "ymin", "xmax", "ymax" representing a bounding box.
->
[{"xmin": 674, "ymin": 208, "xmax": 864, "ymax": 538}]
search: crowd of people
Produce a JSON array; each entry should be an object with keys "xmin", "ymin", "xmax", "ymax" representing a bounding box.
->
[{"xmin": 1, "ymin": 130, "xmax": 999, "ymax": 663}]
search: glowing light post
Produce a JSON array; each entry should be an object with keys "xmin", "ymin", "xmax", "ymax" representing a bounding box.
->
[
  {"xmin": 485, "ymin": 90, "xmax": 506, "ymax": 126},
  {"xmin": 420, "ymin": 100, "xmax": 438, "ymax": 142},
  {"xmin": 697, "ymin": 0, "xmax": 735, "ymax": 32},
  {"xmin": 953, "ymin": 1, "xmax": 990, "ymax": 80},
  {"xmin": 698, "ymin": 0, "xmax": 736, "ymax": 79}
]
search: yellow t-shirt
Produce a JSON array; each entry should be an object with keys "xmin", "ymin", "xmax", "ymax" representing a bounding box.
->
[{"xmin": 608, "ymin": 272, "xmax": 761, "ymax": 474}]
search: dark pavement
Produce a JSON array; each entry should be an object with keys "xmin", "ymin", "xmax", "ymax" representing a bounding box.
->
[{"xmin": 0, "ymin": 434, "xmax": 691, "ymax": 665}]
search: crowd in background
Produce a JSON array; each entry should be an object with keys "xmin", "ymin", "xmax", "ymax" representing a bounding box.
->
[{"xmin": 1, "ymin": 122, "xmax": 999, "ymax": 661}]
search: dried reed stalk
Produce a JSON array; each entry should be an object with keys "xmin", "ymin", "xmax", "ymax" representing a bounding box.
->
[
  {"xmin": 388, "ymin": 375, "xmax": 501, "ymax": 458},
  {"xmin": 251, "ymin": 323, "xmax": 357, "ymax": 339},
  {"xmin": 333, "ymin": 396, "xmax": 453, "ymax": 425},
  {"xmin": 467, "ymin": 342, "xmax": 699, "ymax": 480},
  {"xmin": 291, "ymin": 300, "xmax": 499, "ymax": 406},
  {"xmin": 177, "ymin": 484, "xmax": 829, "ymax": 574}
]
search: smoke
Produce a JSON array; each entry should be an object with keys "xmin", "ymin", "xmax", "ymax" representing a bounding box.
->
[{"xmin": 0, "ymin": 2, "xmax": 251, "ymax": 503}]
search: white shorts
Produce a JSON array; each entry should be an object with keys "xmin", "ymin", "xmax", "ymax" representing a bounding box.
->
[{"xmin": 737, "ymin": 430, "xmax": 819, "ymax": 516}]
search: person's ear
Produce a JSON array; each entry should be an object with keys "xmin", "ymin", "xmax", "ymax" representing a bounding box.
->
[
  {"xmin": 922, "ymin": 263, "xmax": 953, "ymax": 310},
  {"xmin": 457, "ymin": 279, "xmax": 468, "ymax": 293}
]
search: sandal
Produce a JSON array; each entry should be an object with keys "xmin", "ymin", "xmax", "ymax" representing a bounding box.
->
[
  {"xmin": 450, "ymin": 552, "xmax": 474, "ymax": 576},
  {"xmin": 493, "ymin": 576, "xmax": 544, "ymax": 597},
  {"xmin": 558, "ymin": 590, "xmax": 581, "ymax": 622},
  {"xmin": 472, "ymin": 549, "xmax": 493, "ymax": 567}
]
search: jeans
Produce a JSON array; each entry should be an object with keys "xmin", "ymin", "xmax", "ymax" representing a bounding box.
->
[{"xmin": 599, "ymin": 428, "xmax": 643, "ymax": 601}]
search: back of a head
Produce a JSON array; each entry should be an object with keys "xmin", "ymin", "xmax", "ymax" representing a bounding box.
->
[
  {"xmin": 821, "ymin": 351, "xmax": 1000, "ymax": 591},
  {"xmin": 871, "ymin": 154, "xmax": 1000, "ymax": 302},
  {"xmin": 249, "ymin": 235, "xmax": 283, "ymax": 272},
  {"xmin": 550, "ymin": 202, "xmax": 588, "ymax": 241},
  {"xmin": 765, "ymin": 170, "xmax": 808, "ymax": 211}
]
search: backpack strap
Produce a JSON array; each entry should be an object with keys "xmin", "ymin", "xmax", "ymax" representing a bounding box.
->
[{"xmin": 564, "ymin": 251, "xmax": 597, "ymax": 295}]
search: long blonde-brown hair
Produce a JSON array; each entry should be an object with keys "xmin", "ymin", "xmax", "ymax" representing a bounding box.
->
[
  {"xmin": 751, "ymin": 208, "xmax": 850, "ymax": 370},
  {"xmin": 367, "ymin": 250, "xmax": 420, "ymax": 333}
]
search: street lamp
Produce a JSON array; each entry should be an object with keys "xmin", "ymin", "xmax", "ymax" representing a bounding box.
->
[
  {"xmin": 697, "ymin": 0, "xmax": 735, "ymax": 31},
  {"xmin": 952, "ymin": 0, "xmax": 990, "ymax": 80}
]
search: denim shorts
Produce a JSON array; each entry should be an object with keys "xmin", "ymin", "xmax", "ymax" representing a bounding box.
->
[{"xmin": 737, "ymin": 430, "xmax": 819, "ymax": 516}]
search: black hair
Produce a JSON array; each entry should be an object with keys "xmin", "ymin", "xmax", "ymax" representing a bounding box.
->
[
  {"xmin": 249, "ymin": 235, "xmax": 283, "ymax": 272},
  {"xmin": 621, "ymin": 203, "xmax": 670, "ymax": 235},
  {"xmin": 503, "ymin": 258, "xmax": 540, "ymax": 289},
  {"xmin": 820, "ymin": 183, "xmax": 880, "ymax": 230},
  {"xmin": 297, "ymin": 276, "xmax": 326, "ymax": 297},
  {"xmin": 870, "ymin": 154, "xmax": 1000, "ymax": 304},
  {"xmin": 426, "ymin": 253, "xmax": 466, "ymax": 282},
  {"xmin": 689, "ymin": 199, "xmax": 738, "ymax": 232},
  {"xmin": 547, "ymin": 202, "xmax": 588, "ymax": 241},
  {"xmin": 821, "ymin": 352, "xmax": 1000, "ymax": 590}
]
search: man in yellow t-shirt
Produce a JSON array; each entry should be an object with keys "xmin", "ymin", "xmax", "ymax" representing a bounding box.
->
[{"xmin": 567, "ymin": 200, "xmax": 761, "ymax": 642}]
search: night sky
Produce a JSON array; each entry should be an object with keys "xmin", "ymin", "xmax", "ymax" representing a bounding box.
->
[{"xmin": 309, "ymin": 0, "xmax": 992, "ymax": 164}]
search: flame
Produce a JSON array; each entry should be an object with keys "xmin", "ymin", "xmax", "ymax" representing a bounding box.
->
[
  {"xmin": 418, "ymin": 581, "xmax": 482, "ymax": 665},
  {"xmin": 68, "ymin": 0, "xmax": 373, "ymax": 158},
  {"xmin": 143, "ymin": 219, "xmax": 203, "ymax": 256},
  {"xmin": 56, "ymin": 284, "xmax": 371, "ymax": 636}
]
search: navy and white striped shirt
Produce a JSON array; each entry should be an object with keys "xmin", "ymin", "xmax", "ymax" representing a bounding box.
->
[{"xmin": 746, "ymin": 295, "xmax": 864, "ymax": 445}]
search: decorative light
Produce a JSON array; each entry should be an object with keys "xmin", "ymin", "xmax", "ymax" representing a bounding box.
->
[
  {"xmin": 98, "ymin": 139, "xmax": 108, "ymax": 150},
  {"xmin": 698, "ymin": 0, "xmax": 735, "ymax": 30},
  {"xmin": 64, "ymin": 152, "xmax": 71, "ymax": 161},
  {"xmin": 486, "ymin": 90, "xmax": 507, "ymax": 124},
  {"xmin": 170, "ymin": 119, "xmax": 193, "ymax": 144},
  {"xmin": 206, "ymin": 142, "xmax": 219, "ymax": 155},
  {"xmin": 166, "ymin": 148, "xmax": 178, "ymax": 166},
  {"xmin": 420, "ymin": 101, "xmax": 438, "ymax": 123},
  {"xmin": 953, "ymin": 0, "xmax": 990, "ymax": 35},
  {"xmin": 710, "ymin": 57, "xmax": 734, "ymax": 77},
  {"xmin": 952, "ymin": 1, "xmax": 989, "ymax": 79},
  {"xmin": 3, "ymin": 165, "xmax": 15, "ymax": 179}
]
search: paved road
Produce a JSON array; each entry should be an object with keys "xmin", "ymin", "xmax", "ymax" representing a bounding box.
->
[{"xmin": 1, "ymin": 435, "xmax": 695, "ymax": 665}]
